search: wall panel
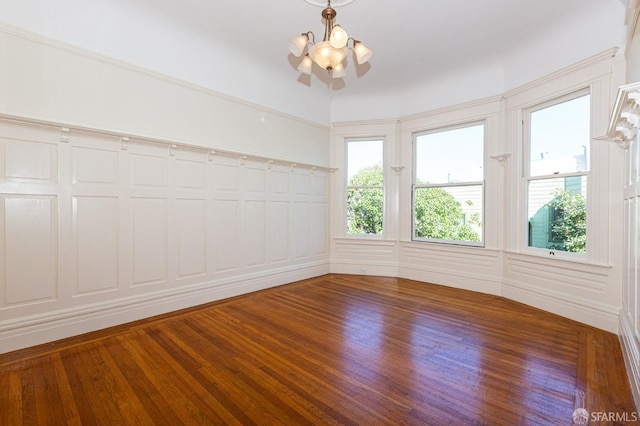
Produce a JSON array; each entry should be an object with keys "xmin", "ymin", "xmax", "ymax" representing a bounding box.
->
[
  {"xmin": 3, "ymin": 196, "xmax": 57, "ymax": 304},
  {"xmin": 269, "ymin": 201, "xmax": 290, "ymax": 263},
  {"xmin": 293, "ymin": 202, "xmax": 310, "ymax": 258},
  {"xmin": 244, "ymin": 200, "xmax": 266, "ymax": 267},
  {"xmin": 4, "ymin": 139, "xmax": 57, "ymax": 182},
  {"xmin": 73, "ymin": 147, "xmax": 118, "ymax": 186},
  {"xmin": 74, "ymin": 196, "xmax": 119, "ymax": 295},
  {"xmin": 177, "ymin": 199, "xmax": 206, "ymax": 279},
  {"xmin": 177, "ymin": 159, "xmax": 206, "ymax": 190},
  {"xmin": 132, "ymin": 197, "xmax": 167, "ymax": 286}
]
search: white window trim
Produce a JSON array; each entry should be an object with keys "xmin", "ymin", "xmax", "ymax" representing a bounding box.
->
[
  {"xmin": 521, "ymin": 88, "xmax": 590, "ymax": 261},
  {"xmin": 411, "ymin": 120, "xmax": 486, "ymax": 247}
]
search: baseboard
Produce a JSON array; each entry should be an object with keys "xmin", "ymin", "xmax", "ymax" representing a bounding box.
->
[
  {"xmin": 620, "ymin": 311, "xmax": 640, "ymax": 411},
  {"xmin": 330, "ymin": 259, "xmax": 502, "ymax": 296},
  {"xmin": 502, "ymin": 278, "xmax": 620, "ymax": 333},
  {"xmin": 0, "ymin": 261, "xmax": 330, "ymax": 355}
]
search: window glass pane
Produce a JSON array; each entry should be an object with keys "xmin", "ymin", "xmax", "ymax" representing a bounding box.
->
[
  {"xmin": 415, "ymin": 125, "xmax": 484, "ymax": 184},
  {"xmin": 527, "ymin": 176, "xmax": 586, "ymax": 253},
  {"xmin": 530, "ymin": 94, "xmax": 590, "ymax": 176},
  {"xmin": 346, "ymin": 139, "xmax": 383, "ymax": 237},
  {"xmin": 347, "ymin": 188, "xmax": 383, "ymax": 235},
  {"xmin": 414, "ymin": 185, "xmax": 483, "ymax": 242},
  {"xmin": 347, "ymin": 140, "xmax": 383, "ymax": 181}
]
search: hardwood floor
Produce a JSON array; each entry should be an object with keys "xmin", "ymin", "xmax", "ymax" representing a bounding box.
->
[{"xmin": 1, "ymin": 274, "xmax": 636, "ymax": 425}]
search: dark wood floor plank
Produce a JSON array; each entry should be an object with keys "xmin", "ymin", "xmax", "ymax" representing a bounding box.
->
[
  {"xmin": 3, "ymin": 368, "xmax": 23, "ymax": 425},
  {"xmin": 115, "ymin": 330, "xmax": 229, "ymax": 425},
  {"xmin": 0, "ymin": 274, "xmax": 636, "ymax": 424}
]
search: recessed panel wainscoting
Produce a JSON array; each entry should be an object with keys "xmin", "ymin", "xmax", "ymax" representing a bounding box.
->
[{"xmin": 0, "ymin": 118, "xmax": 330, "ymax": 354}]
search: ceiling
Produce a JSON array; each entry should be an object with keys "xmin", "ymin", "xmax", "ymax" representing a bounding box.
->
[
  {"xmin": 136, "ymin": 0, "xmax": 627, "ymax": 93},
  {"xmin": 0, "ymin": 0, "xmax": 630, "ymax": 123}
]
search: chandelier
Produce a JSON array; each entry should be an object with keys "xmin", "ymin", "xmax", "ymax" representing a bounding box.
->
[{"xmin": 288, "ymin": 0, "xmax": 372, "ymax": 79}]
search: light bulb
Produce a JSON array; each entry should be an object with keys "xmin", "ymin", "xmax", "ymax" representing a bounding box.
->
[{"xmin": 329, "ymin": 25, "xmax": 348, "ymax": 49}]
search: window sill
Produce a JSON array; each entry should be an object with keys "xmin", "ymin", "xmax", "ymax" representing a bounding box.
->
[
  {"xmin": 399, "ymin": 240, "xmax": 500, "ymax": 257},
  {"xmin": 503, "ymin": 250, "xmax": 611, "ymax": 275},
  {"xmin": 333, "ymin": 237, "xmax": 397, "ymax": 246}
]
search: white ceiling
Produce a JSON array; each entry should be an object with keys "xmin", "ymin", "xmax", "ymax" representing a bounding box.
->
[
  {"xmin": 0, "ymin": 0, "xmax": 630, "ymax": 124},
  {"xmin": 120, "ymin": 0, "xmax": 628, "ymax": 92}
]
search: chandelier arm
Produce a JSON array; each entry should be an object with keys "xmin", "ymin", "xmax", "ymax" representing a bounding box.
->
[{"xmin": 306, "ymin": 31, "xmax": 316, "ymax": 44}]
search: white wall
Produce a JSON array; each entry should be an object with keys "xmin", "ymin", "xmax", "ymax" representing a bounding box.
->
[
  {"xmin": 0, "ymin": 2, "xmax": 332, "ymax": 126},
  {"xmin": 0, "ymin": 26, "xmax": 331, "ymax": 354}
]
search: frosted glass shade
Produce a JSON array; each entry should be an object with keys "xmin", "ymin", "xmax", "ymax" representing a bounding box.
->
[
  {"xmin": 353, "ymin": 41, "xmax": 372, "ymax": 64},
  {"xmin": 309, "ymin": 41, "xmax": 347, "ymax": 71},
  {"xmin": 329, "ymin": 25, "xmax": 349, "ymax": 49},
  {"xmin": 289, "ymin": 34, "xmax": 309, "ymax": 57},
  {"xmin": 332, "ymin": 62, "xmax": 346, "ymax": 78},
  {"xmin": 297, "ymin": 55, "xmax": 313, "ymax": 75}
]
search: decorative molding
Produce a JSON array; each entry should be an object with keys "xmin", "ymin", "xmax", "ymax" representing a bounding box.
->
[
  {"xmin": 489, "ymin": 153, "xmax": 511, "ymax": 164},
  {"xmin": 60, "ymin": 127, "xmax": 70, "ymax": 143},
  {"xmin": 503, "ymin": 48, "xmax": 619, "ymax": 99},
  {"xmin": 169, "ymin": 144, "xmax": 177, "ymax": 156},
  {"xmin": 0, "ymin": 113, "xmax": 334, "ymax": 173},
  {"xmin": 600, "ymin": 81, "xmax": 640, "ymax": 149},
  {"xmin": 331, "ymin": 118, "xmax": 399, "ymax": 128},
  {"xmin": 390, "ymin": 165, "xmax": 405, "ymax": 175}
]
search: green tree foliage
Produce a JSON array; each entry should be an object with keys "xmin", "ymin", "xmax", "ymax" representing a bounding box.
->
[
  {"xmin": 548, "ymin": 189, "xmax": 586, "ymax": 253},
  {"xmin": 346, "ymin": 165, "xmax": 481, "ymax": 241},
  {"xmin": 347, "ymin": 164, "xmax": 383, "ymax": 235},
  {"xmin": 414, "ymin": 187, "xmax": 480, "ymax": 241}
]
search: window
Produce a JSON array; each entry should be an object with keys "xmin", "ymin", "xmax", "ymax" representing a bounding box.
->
[
  {"xmin": 346, "ymin": 139, "xmax": 384, "ymax": 236},
  {"xmin": 524, "ymin": 90, "xmax": 589, "ymax": 254},
  {"xmin": 412, "ymin": 123, "xmax": 484, "ymax": 245}
]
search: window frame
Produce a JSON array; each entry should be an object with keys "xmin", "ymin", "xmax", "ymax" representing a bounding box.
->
[
  {"xmin": 522, "ymin": 88, "xmax": 591, "ymax": 259},
  {"xmin": 344, "ymin": 137, "xmax": 385, "ymax": 238},
  {"xmin": 411, "ymin": 120, "xmax": 486, "ymax": 247}
]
